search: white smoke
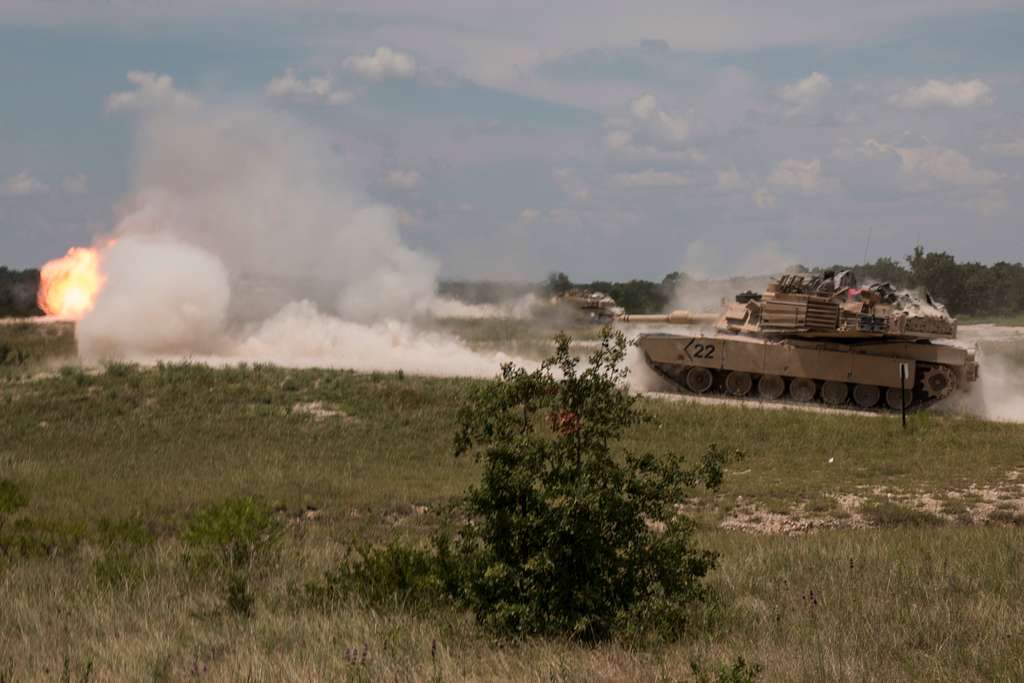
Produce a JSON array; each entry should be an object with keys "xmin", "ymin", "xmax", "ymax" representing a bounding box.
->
[
  {"xmin": 424, "ymin": 293, "xmax": 542, "ymax": 320},
  {"xmin": 944, "ymin": 326, "xmax": 1024, "ymax": 422},
  {"xmin": 78, "ymin": 235, "xmax": 231, "ymax": 359},
  {"xmin": 76, "ymin": 73, "xmax": 526, "ymax": 378},
  {"xmin": 669, "ymin": 240, "xmax": 791, "ymax": 312},
  {"xmin": 229, "ymin": 301, "xmax": 514, "ymax": 377}
]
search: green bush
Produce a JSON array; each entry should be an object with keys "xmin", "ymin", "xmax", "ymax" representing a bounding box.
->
[
  {"xmin": 226, "ymin": 572, "xmax": 255, "ymax": 616},
  {"xmin": 182, "ymin": 496, "xmax": 284, "ymax": 615},
  {"xmin": 182, "ymin": 496, "xmax": 284, "ymax": 573},
  {"xmin": 93, "ymin": 516, "xmax": 154, "ymax": 589},
  {"xmin": 442, "ymin": 330, "xmax": 738, "ymax": 641},
  {"xmin": 0, "ymin": 479, "xmax": 28, "ymax": 533},
  {"xmin": 1, "ymin": 518, "xmax": 83, "ymax": 559},
  {"xmin": 0, "ymin": 479, "xmax": 29, "ymax": 556},
  {"xmin": 690, "ymin": 657, "xmax": 763, "ymax": 683},
  {"xmin": 859, "ymin": 501, "xmax": 945, "ymax": 528},
  {"xmin": 306, "ymin": 542, "xmax": 445, "ymax": 613}
]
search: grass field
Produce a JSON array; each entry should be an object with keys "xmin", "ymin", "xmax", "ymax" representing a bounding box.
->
[{"xmin": 2, "ymin": 322, "xmax": 1024, "ymax": 681}]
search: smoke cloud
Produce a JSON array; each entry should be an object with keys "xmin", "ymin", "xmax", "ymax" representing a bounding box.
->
[
  {"xmin": 76, "ymin": 74, "xmax": 523, "ymax": 377},
  {"xmin": 944, "ymin": 326, "xmax": 1024, "ymax": 422},
  {"xmin": 78, "ymin": 236, "xmax": 231, "ymax": 359}
]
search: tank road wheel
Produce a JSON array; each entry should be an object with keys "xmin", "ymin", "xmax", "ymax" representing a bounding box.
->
[
  {"xmin": 920, "ymin": 365, "xmax": 958, "ymax": 400},
  {"xmin": 724, "ymin": 371, "xmax": 753, "ymax": 397},
  {"xmin": 789, "ymin": 378, "xmax": 817, "ymax": 402},
  {"xmin": 758, "ymin": 374, "xmax": 785, "ymax": 400},
  {"xmin": 885, "ymin": 387, "xmax": 913, "ymax": 411},
  {"xmin": 852, "ymin": 384, "xmax": 880, "ymax": 409},
  {"xmin": 686, "ymin": 367, "xmax": 714, "ymax": 394},
  {"xmin": 821, "ymin": 381, "xmax": 849, "ymax": 406}
]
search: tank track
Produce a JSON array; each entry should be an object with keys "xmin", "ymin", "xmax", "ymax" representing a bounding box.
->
[{"xmin": 647, "ymin": 361, "xmax": 948, "ymax": 413}]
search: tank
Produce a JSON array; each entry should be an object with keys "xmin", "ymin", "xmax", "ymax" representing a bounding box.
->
[
  {"xmin": 620, "ymin": 270, "xmax": 979, "ymax": 411},
  {"xmin": 554, "ymin": 289, "xmax": 625, "ymax": 322}
]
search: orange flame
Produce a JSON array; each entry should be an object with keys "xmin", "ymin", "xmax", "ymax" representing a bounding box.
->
[{"xmin": 38, "ymin": 247, "xmax": 106, "ymax": 320}]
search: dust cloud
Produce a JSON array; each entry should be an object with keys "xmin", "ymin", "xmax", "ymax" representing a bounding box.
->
[
  {"xmin": 75, "ymin": 74, "xmax": 525, "ymax": 378},
  {"xmin": 944, "ymin": 325, "xmax": 1024, "ymax": 422}
]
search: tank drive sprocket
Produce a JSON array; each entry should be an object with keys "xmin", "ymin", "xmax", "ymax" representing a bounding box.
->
[{"xmin": 920, "ymin": 364, "xmax": 957, "ymax": 400}]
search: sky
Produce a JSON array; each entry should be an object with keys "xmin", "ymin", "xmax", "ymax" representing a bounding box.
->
[{"xmin": 2, "ymin": 1, "xmax": 1024, "ymax": 281}]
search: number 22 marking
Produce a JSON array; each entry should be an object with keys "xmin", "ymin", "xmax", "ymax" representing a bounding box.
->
[{"xmin": 692, "ymin": 343, "xmax": 715, "ymax": 360}]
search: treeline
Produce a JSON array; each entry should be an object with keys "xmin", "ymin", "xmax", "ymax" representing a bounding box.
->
[
  {"xmin": 5, "ymin": 246, "xmax": 1024, "ymax": 320},
  {"xmin": 0, "ymin": 267, "xmax": 42, "ymax": 317},
  {"xmin": 837, "ymin": 247, "xmax": 1024, "ymax": 317},
  {"xmin": 550, "ymin": 247, "xmax": 1024, "ymax": 318}
]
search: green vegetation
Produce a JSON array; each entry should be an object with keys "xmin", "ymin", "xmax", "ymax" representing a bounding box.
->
[
  {"xmin": 0, "ymin": 320, "xmax": 76, "ymax": 378},
  {"xmin": 0, "ymin": 267, "xmax": 42, "ymax": 318},
  {"xmin": 858, "ymin": 500, "xmax": 946, "ymax": 528},
  {"xmin": 445, "ymin": 332, "xmax": 733, "ymax": 641},
  {"xmin": 1, "ymin": 325, "xmax": 1023, "ymax": 679}
]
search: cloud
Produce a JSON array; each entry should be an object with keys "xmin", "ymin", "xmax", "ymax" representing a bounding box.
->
[
  {"xmin": 605, "ymin": 93, "xmax": 695, "ymax": 160},
  {"xmin": 518, "ymin": 207, "xmax": 541, "ymax": 224},
  {"xmin": 383, "ymin": 168, "xmax": 422, "ymax": 189},
  {"xmin": 716, "ymin": 167, "xmax": 744, "ymax": 190},
  {"xmin": 62, "ymin": 173, "xmax": 88, "ymax": 195},
  {"xmin": 266, "ymin": 68, "xmax": 354, "ymax": 106},
  {"xmin": 975, "ymin": 189, "xmax": 1009, "ymax": 217},
  {"xmin": 983, "ymin": 139, "xmax": 1024, "ymax": 157},
  {"xmin": 628, "ymin": 94, "xmax": 690, "ymax": 144},
  {"xmin": 344, "ymin": 46, "xmax": 417, "ymax": 80},
  {"xmin": 778, "ymin": 71, "xmax": 831, "ymax": 116},
  {"xmin": 605, "ymin": 130, "xmax": 632, "ymax": 150},
  {"xmin": 613, "ymin": 169, "xmax": 690, "ymax": 188},
  {"xmin": 752, "ymin": 187, "xmax": 776, "ymax": 209},
  {"xmin": 553, "ymin": 167, "xmax": 590, "ymax": 201},
  {"xmin": 767, "ymin": 158, "xmax": 821, "ymax": 192},
  {"xmin": 898, "ymin": 146, "xmax": 1000, "ymax": 186},
  {"xmin": 864, "ymin": 139, "xmax": 1001, "ymax": 186},
  {"xmin": 3, "ymin": 171, "xmax": 48, "ymax": 196},
  {"xmin": 106, "ymin": 71, "xmax": 199, "ymax": 112},
  {"xmin": 889, "ymin": 79, "xmax": 993, "ymax": 109}
]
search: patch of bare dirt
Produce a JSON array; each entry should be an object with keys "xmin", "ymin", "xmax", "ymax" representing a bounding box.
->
[
  {"xmin": 720, "ymin": 473, "xmax": 1024, "ymax": 534},
  {"xmin": 291, "ymin": 401, "xmax": 355, "ymax": 422}
]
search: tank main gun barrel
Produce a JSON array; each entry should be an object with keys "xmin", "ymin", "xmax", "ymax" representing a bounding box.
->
[{"xmin": 618, "ymin": 310, "xmax": 719, "ymax": 325}]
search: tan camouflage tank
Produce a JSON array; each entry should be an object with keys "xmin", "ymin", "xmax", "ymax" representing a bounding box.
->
[
  {"xmin": 554, "ymin": 289, "xmax": 625, "ymax": 322},
  {"xmin": 620, "ymin": 270, "xmax": 979, "ymax": 410}
]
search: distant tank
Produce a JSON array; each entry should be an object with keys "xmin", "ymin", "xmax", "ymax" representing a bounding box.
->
[
  {"xmin": 554, "ymin": 289, "xmax": 625, "ymax": 322},
  {"xmin": 620, "ymin": 271, "xmax": 979, "ymax": 411}
]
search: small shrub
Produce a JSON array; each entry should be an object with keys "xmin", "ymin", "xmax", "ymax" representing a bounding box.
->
[
  {"xmin": 441, "ymin": 330, "xmax": 739, "ymax": 642},
  {"xmin": 182, "ymin": 496, "xmax": 283, "ymax": 573},
  {"xmin": 0, "ymin": 479, "xmax": 28, "ymax": 535},
  {"xmin": 58, "ymin": 366, "xmax": 91, "ymax": 387},
  {"xmin": 1, "ymin": 517, "xmax": 83, "ymax": 559},
  {"xmin": 93, "ymin": 516, "xmax": 154, "ymax": 589},
  {"xmin": 306, "ymin": 542, "xmax": 445, "ymax": 613},
  {"xmin": 102, "ymin": 361, "xmax": 139, "ymax": 379},
  {"xmin": 859, "ymin": 501, "xmax": 945, "ymax": 527},
  {"xmin": 226, "ymin": 572, "xmax": 255, "ymax": 616},
  {"xmin": 986, "ymin": 509, "xmax": 1024, "ymax": 526},
  {"xmin": 690, "ymin": 657, "xmax": 763, "ymax": 683},
  {"xmin": 59, "ymin": 656, "xmax": 94, "ymax": 683}
]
